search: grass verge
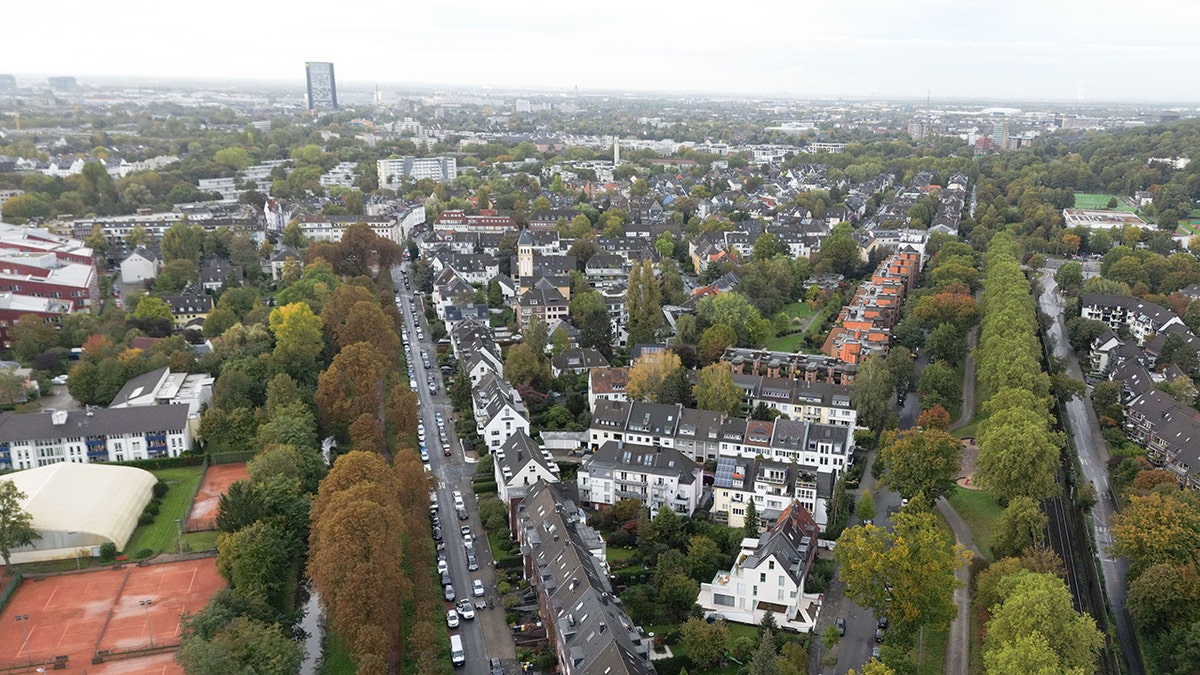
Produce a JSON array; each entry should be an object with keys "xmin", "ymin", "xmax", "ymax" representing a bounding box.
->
[
  {"xmin": 317, "ymin": 632, "xmax": 356, "ymax": 675},
  {"xmin": 946, "ymin": 486, "xmax": 1003, "ymax": 561},
  {"xmin": 123, "ymin": 465, "xmax": 205, "ymax": 556}
]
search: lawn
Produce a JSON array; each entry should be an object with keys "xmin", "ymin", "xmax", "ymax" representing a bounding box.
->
[
  {"xmin": 901, "ymin": 624, "xmax": 949, "ymax": 675},
  {"xmin": 951, "ymin": 416, "xmax": 982, "ymax": 440},
  {"xmin": 182, "ymin": 530, "xmax": 219, "ymax": 552},
  {"xmin": 122, "ymin": 466, "xmax": 205, "ymax": 556},
  {"xmin": 783, "ymin": 302, "xmax": 816, "ymax": 319},
  {"xmin": 488, "ymin": 530, "xmax": 519, "ymax": 566},
  {"xmin": 946, "ymin": 486, "xmax": 1003, "ymax": 561},
  {"xmin": 1074, "ymin": 192, "xmax": 1136, "ymax": 212},
  {"xmin": 765, "ymin": 331, "xmax": 806, "ymax": 352},
  {"xmin": 645, "ymin": 621, "xmax": 761, "ymax": 673}
]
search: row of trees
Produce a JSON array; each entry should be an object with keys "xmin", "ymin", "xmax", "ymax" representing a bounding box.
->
[{"xmin": 974, "ymin": 233, "xmax": 1063, "ymax": 502}]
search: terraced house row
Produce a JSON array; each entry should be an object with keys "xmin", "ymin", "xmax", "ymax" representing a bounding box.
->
[{"xmin": 821, "ymin": 248, "xmax": 921, "ymax": 364}]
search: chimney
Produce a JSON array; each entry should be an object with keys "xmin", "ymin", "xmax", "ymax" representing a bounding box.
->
[{"xmin": 51, "ymin": 409, "xmax": 68, "ymax": 426}]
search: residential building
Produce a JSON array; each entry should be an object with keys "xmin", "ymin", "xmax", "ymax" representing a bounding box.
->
[
  {"xmin": 588, "ymin": 367, "xmax": 629, "ymax": 411},
  {"xmin": 577, "ymin": 440, "xmax": 703, "ymax": 516},
  {"xmin": 821, "ymin": 249, "xmax": 920, "ymax": 364},
  {"xmin": 451, "ymin": 320, "xmax": 503, "ymax": 384},
  {"xmin": 377, "ymin": 157, "xmax": 457, "ymax": 187},
  {"xmin": 1080, "ymin": 293, "xmax": 1184, "ymax": 344},
  {"xmin": 516, "ymin": 281, "xmax": 569, "ymax": 329},
  {"xmin": 710, "ymin": 456, "xmax": 830, "ymax": 528},
  {"xmin": 722, "ymin": 348, "xmax": 857, "ymax": 385},
  {"xmin": 119, "ymin": 247, "xmax": 160, "ymax": 284},
  {"xmin": 696, "ymin": 501, "xmax": 822, "ymax": 632},
  {"xmin": 493, "ymin": 430, "xmax": 560, "ymax": 504},
  {"xmin": 0, "ymin": 294, "xmax": 73, "ymax": 349},
  {"xmin": 513, "ymin": 481, "xmax": 653, "ymax": 675},
  {"xmin": 732, "ymin": 373, "xmax": 857, "ymax": 427},
  {"xmin": 107, "ymin": 366, "xmax": 214, "ymax": 419},
  {"xmin": 0, "ymin": 405, "xmax": 193, "ymax": 470},
  {"xmin": 305, "ymin": 61, "xmax": 338, "ymax": 110},
  {"xmin": 472, "ymin": 372, "xmax": 530, "ymax": 450},
  {"xmin": 162, "ymin": 283, "xmax": 213, "ymax": 329},
  {"xmin": 551, "ymin": 348, "xmax": 609, "ymax": 377},
  {"xmin": 433, "ymin": 210, "xmax": 517, "ymax": 235}
]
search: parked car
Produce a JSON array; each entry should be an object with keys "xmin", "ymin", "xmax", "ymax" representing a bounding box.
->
[
  {"xmin": 467, "ymin": 555, "xmax": 478, "ymax": 571},
  {"xmin": 438, "ymin": 559, "xmax": 448, "ymax": 575},
  {"xmin": 444, "ymin": 584, "xmax": 456, "ymax": 602},
  {"xmin": 472, "ymin": 579, "xmax": 485, "ymax": 598},
  {"xmin": 457, "ymin": 508, "xmax": 469, "ymax": 521},
  {"xmin": 457, "ymin": 599, "xmax": 475, "ymax": 620},
  {"xmin": 52, "ymin": 375, "xmax": 68, "ymax": 385},
  {"xmin": 460, "ymin": 525, "xmax": 471, "ymax": 538},
  {"xmin": 462, "ymin": 534, "xmax": 474, "ymax": 548},
  {"xmin": 446, "ymin": 610, "xmax": 459, "ymax": 628},
  {"xmin": 835, "ymin": 618, "xmax": 846, "ymax": 636}
]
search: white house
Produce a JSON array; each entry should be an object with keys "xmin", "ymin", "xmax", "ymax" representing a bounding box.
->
[
  {"xmin": 577, "ymin": 440, "xmax": 703, "ymax": 516},
  {"xmin": 493, "ymin": 430, "xmax": 560, "ymax": 504},
  {"xmin": 710, "ymin": 456, "xmax": 829, "ymax": 529},
  {"xmin": 697, "ymin": 501, "xmax": 822, "ymax": 633},
  {"xmin": 473, "ymin": 373, "xmax": 530, "ymax": 450},
  {"xmin": 120, "ymin": 248, "xmax": 160, "ymax": 284}
]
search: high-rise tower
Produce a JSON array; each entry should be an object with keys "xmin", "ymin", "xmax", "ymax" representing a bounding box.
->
[{"xmin": 305, "ymin": 62, "xmax": 338, "ymax": 110}]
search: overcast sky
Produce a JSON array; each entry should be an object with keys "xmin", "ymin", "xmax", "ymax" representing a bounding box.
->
[{"xmin": 8, "ymin": 0, "xmax": 1200, "ymax": 102}]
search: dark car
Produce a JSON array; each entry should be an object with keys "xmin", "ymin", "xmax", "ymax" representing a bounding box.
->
[
  {"xmin": 877, "ymin": 617, "xmax": 889, "ymax": 630},
  {"xmin": 489, "ymin": 658, "xmax": 504, "ymax": 675},
  {"xmin": 432, "ymin": 527, "xmax": 442, "ymax": 541},
  {"xmin": 875, "ymin": 628, "xmax": 885, "ymax": 643},
  {"xmin": 457, "ymin": 508, "xmax": 469, "ymax": 521},
  {"xmin": 835, "ymin": 618, "xmax": 846, "ymax": 636}
]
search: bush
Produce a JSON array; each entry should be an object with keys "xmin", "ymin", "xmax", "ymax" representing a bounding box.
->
[
  {"xmin": 133, "ymin": 548, "xmax": 154, "ymax": 560},
  {"xmin": 152, "ymin": 480, "xmax": 168, "ymax": 499},
  {"xmin": 498, "ymin": 581, "xmax": 511, "ymax": 595},
  {"xmin": 138, "ymin": 513, "xmax": 155, "ymax": 526},
  {"xmin": 145, "ymin": 501, "xmax": 160, "ymax": 516},
  {"xmin": 100, "ymin": 542, "xmax": 117, "ymax": 561}
]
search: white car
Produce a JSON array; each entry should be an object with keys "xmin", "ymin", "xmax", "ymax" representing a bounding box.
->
[
  {"xmin": 462, "ymin": 534, "xmax": 474, "ymax": 548},
  {"xmin": 472, "ymin": 579, "xmax": 485, "ymax": 598},
  {"xmin": 52, "ymin": 375, "xmax": 69, "ymax": 385},
  {"xmin": 437, "ymin": 559, "xmax": 448, "ymax": 575},
  {"xmin": 457, "ymin": 599, "xmax": 475, "ymax": 620},
  {"xmin": 446, "ymin": 609, "xmax": 459, "ymax": 628},
  {"xmin": 420, "ymin": 448, "xmax": 430, "ymax": 462}
]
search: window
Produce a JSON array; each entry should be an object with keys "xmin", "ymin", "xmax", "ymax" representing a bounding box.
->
[
  {"xmin": 760, "ymin": 573, "xmax": 766, "ymax": 583},
  {"xmin": 768, "ymin": 560, "xmax": 774, "ymax": 570}
]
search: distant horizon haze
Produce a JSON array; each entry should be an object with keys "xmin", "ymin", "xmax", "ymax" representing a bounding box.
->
[{"xmin": 5, "ymin": 0, "xmax": 1200, "ymax": 104}]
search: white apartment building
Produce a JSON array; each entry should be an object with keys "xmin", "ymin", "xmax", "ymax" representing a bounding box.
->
[
  {"xmin": 377, "ymin": 156, "xmax": 457, "ymax": 188},
  {"xmin": 577, "ymin": 441, "xmax": 702, "ymax": 516},
  {"xmin": 0, "ymin": 406, "xmax": 193, "ymax": 470}
]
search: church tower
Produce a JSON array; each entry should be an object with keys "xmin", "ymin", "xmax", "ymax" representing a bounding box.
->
[{"xmin": 517, "ymin": 229, "xmax": 534, "ymax": 281}]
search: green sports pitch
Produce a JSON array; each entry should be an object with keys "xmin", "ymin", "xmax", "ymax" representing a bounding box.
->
[{"xmin": 1074, "ymin": 192, "xmax": 1136, "ymax": 212}]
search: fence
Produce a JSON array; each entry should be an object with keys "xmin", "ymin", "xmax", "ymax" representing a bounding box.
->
[{"xmin": 181, "ymin": 456, "xmax": 210, "ymax": 533}]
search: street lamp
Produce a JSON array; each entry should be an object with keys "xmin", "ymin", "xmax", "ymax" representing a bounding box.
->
[
  {"xmin": 15, "ymin": 615, "xmax": 32, "ymax": 663},
  {"xmin": 139, "ymin": 600, "xmax": 154, "ymax": 647}
]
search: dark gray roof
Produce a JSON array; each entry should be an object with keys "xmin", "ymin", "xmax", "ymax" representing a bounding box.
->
[
  {"xmin": 109, "ymin": 367, "xmax": 168, "ymax": 407},
  {"xmin": 590, "ymin": 441, "xmax": 696, "ymax": 484},
  {"xmin": 0, "ymin": 404, "xmax": 191, "ymax": 442}
]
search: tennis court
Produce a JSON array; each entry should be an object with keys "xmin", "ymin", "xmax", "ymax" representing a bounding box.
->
[
  {"xmin": 184, "ymin": 463, "xmax": 249, "ymax": 532},
  {"xmin": 0, "ymin": 558, "xmax": 224, "ymax": 673}
]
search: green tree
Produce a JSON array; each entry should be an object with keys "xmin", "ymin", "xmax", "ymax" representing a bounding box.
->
[
  {"xmin": 749, "ymin": 630, "xmax": 781, "ymax": 675},
  {"xmin": 0, "ymin": 480, "xmax": 40, "ymax": 567},
  {"xmin": 504, "ymin": 342, "xmax": 548, "ymax": 389},
  {"xmin": 698, "ymin": 323, "xmax": 738, "ymax": 365},
  {"xmin": 983, "ymin": 571, "xmax": 1103, "ymax": 674},
  {"xmin": 917, "ymin": 360, "xmax": 961, "ymax": 415},
  {"xmin": 834, "ymin": 508, "xmax": 970, "ymax": 640},
  {"xmin": 992, "ymin": 496, "xmax": 1048, "ymax": 558},
  {"xmin": 161, "ymin": 222, "xmax": 202, "ymax": 264},
  {"xmin": 852, "ymin": 355, "xmax": 893, "ymax": 431},
  {"xmin": 215, "ymin": 521, "xmax": 293, "ymax": 611},
  {"xmin": 1054, "ymin": 262, "xmax": 1084, "ymax": 291},
  {"xmin": 686, "ymin": 535, "xmax": 724, "ymax": 583},
  {"xmin": 696, "ymin": 292, "xmax": 772, "ymax": 347},
  {"xmin": 626, "ymin": 259, "xmax": 663, "ymax": 345},
  {"xmin": 744, "ymin": 499, "xmax": 760, "ymax": 538},
  {"xmin": 817, "ymin": 223, "xmax": 861, "ymax": 276},
  {"xmin": 1111, "ymin": 490, "xmax": 1200, "ymax": 575},
  {"xmin": 132, "ymin": 295, "xmax": 174, "ymax": 322},
  {"xmin": 694, "ymin": 363, "xmax": 743, "ymax": 416},
  {"xmin": 925, "ymin": 323, "xmax": 967, "ymax": 366},
  {"xmin": 213, "ymin": 146, "xmax": 253, "ymax": 171},
  {"xmin": 571, "ymin": 290, "xmax": 614, "ymax": 359},
  {"xmin": 857, "ymin": 490, "xmax": 877, "ymax": 522},
  {"xmin": 879, "ymin": 428, "xmax": 962, "ymax": 501},
  {"xmin": 177, "ymin": 616, "xmax": 302, "ymax": 675},
  {"xmin": 1127, "ymin": 563, "xmax": 1200, "ymax": 633},
  {"xmin": 679, "ymin": 617, "xmax": 729, "ymax": 668},
  {"xmin": 9, "ymin": 313, "xmax": 60, "ymax": 363},
  {"xmin": 975, "ymin": 405, "xmax": 1062, "ymax": 502},
  {"xmin": 269, "ymin": 302, "xmax": 325, "ymax": 383},
  {"xmin": 753, "ymin": 232, "xmax": 786, "ymax": 261}
]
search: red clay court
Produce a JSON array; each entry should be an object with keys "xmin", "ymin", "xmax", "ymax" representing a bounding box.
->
[
  {"xmin": 185, "ymin": 462, "xmax": 249, "ymax": 532},
  {"xmin": 0, "ymin": 558, "xmax": 224, "ymax": 674}
]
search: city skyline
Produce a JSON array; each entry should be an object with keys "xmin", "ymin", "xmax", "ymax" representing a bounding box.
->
[{"xmin": 6, "ymin": 0, "xmax": 1200, "ymax": 103}]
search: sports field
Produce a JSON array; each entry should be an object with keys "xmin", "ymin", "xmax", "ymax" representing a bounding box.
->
[
  {"xmin": 1074, "ymin": 192, "xmax": 1136, "ymax": 212},
  {"xmin": 0, "ymin": 558, "xmax": 224, "ymax": 674},
  {"xmin": 184, "ymin": 463, "xmax": 249, "ymax": 532}
]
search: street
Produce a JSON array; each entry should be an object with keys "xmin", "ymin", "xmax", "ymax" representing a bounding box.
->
[
  {"xmin": 1037, "ymin": 270, "xmax": 1143, "ymax": 675},
  {"xmin": 825, "ymin": 351, "xmax": 925, "ymax": 674},
  {"xmin": 391, "ymin": 264, "xmax": 517, "ymax": 674}
]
